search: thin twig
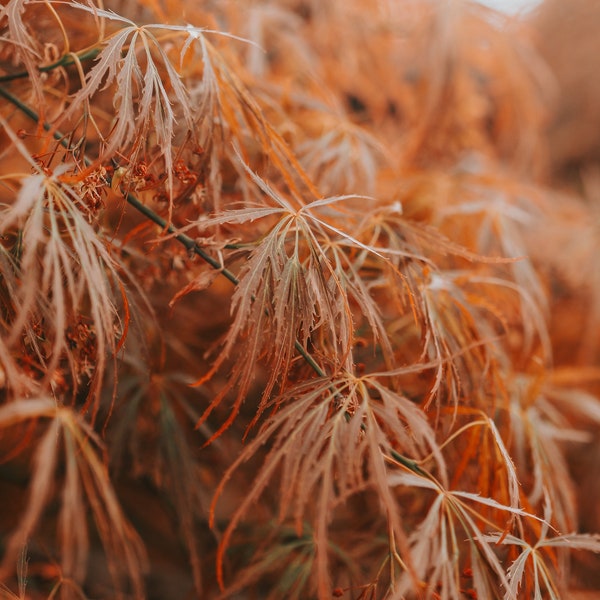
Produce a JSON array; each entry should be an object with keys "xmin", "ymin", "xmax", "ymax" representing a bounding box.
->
[{"xmin": 0, "ymin": 48, "xmax": 101, "ymax": 83}]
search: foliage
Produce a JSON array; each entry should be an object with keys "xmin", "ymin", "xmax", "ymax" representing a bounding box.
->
[{"xmin": 0, "ymin": 0, "xmax": 599, "ymax": 598}]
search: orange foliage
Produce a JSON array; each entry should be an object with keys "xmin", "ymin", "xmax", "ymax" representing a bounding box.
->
[{"xmin": 0, "ymin": 0, "xmax": 599, "ymax": 598}]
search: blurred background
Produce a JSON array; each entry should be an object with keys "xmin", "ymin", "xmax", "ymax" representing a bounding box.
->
[{"xmin": 477, "ymin": 0, "xmax": 541, "ymax": 14}]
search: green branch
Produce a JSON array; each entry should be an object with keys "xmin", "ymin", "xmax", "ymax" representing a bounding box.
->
[{"xmin": 0, "ymin": 48, "xmax": 101, "ymax": 83}]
